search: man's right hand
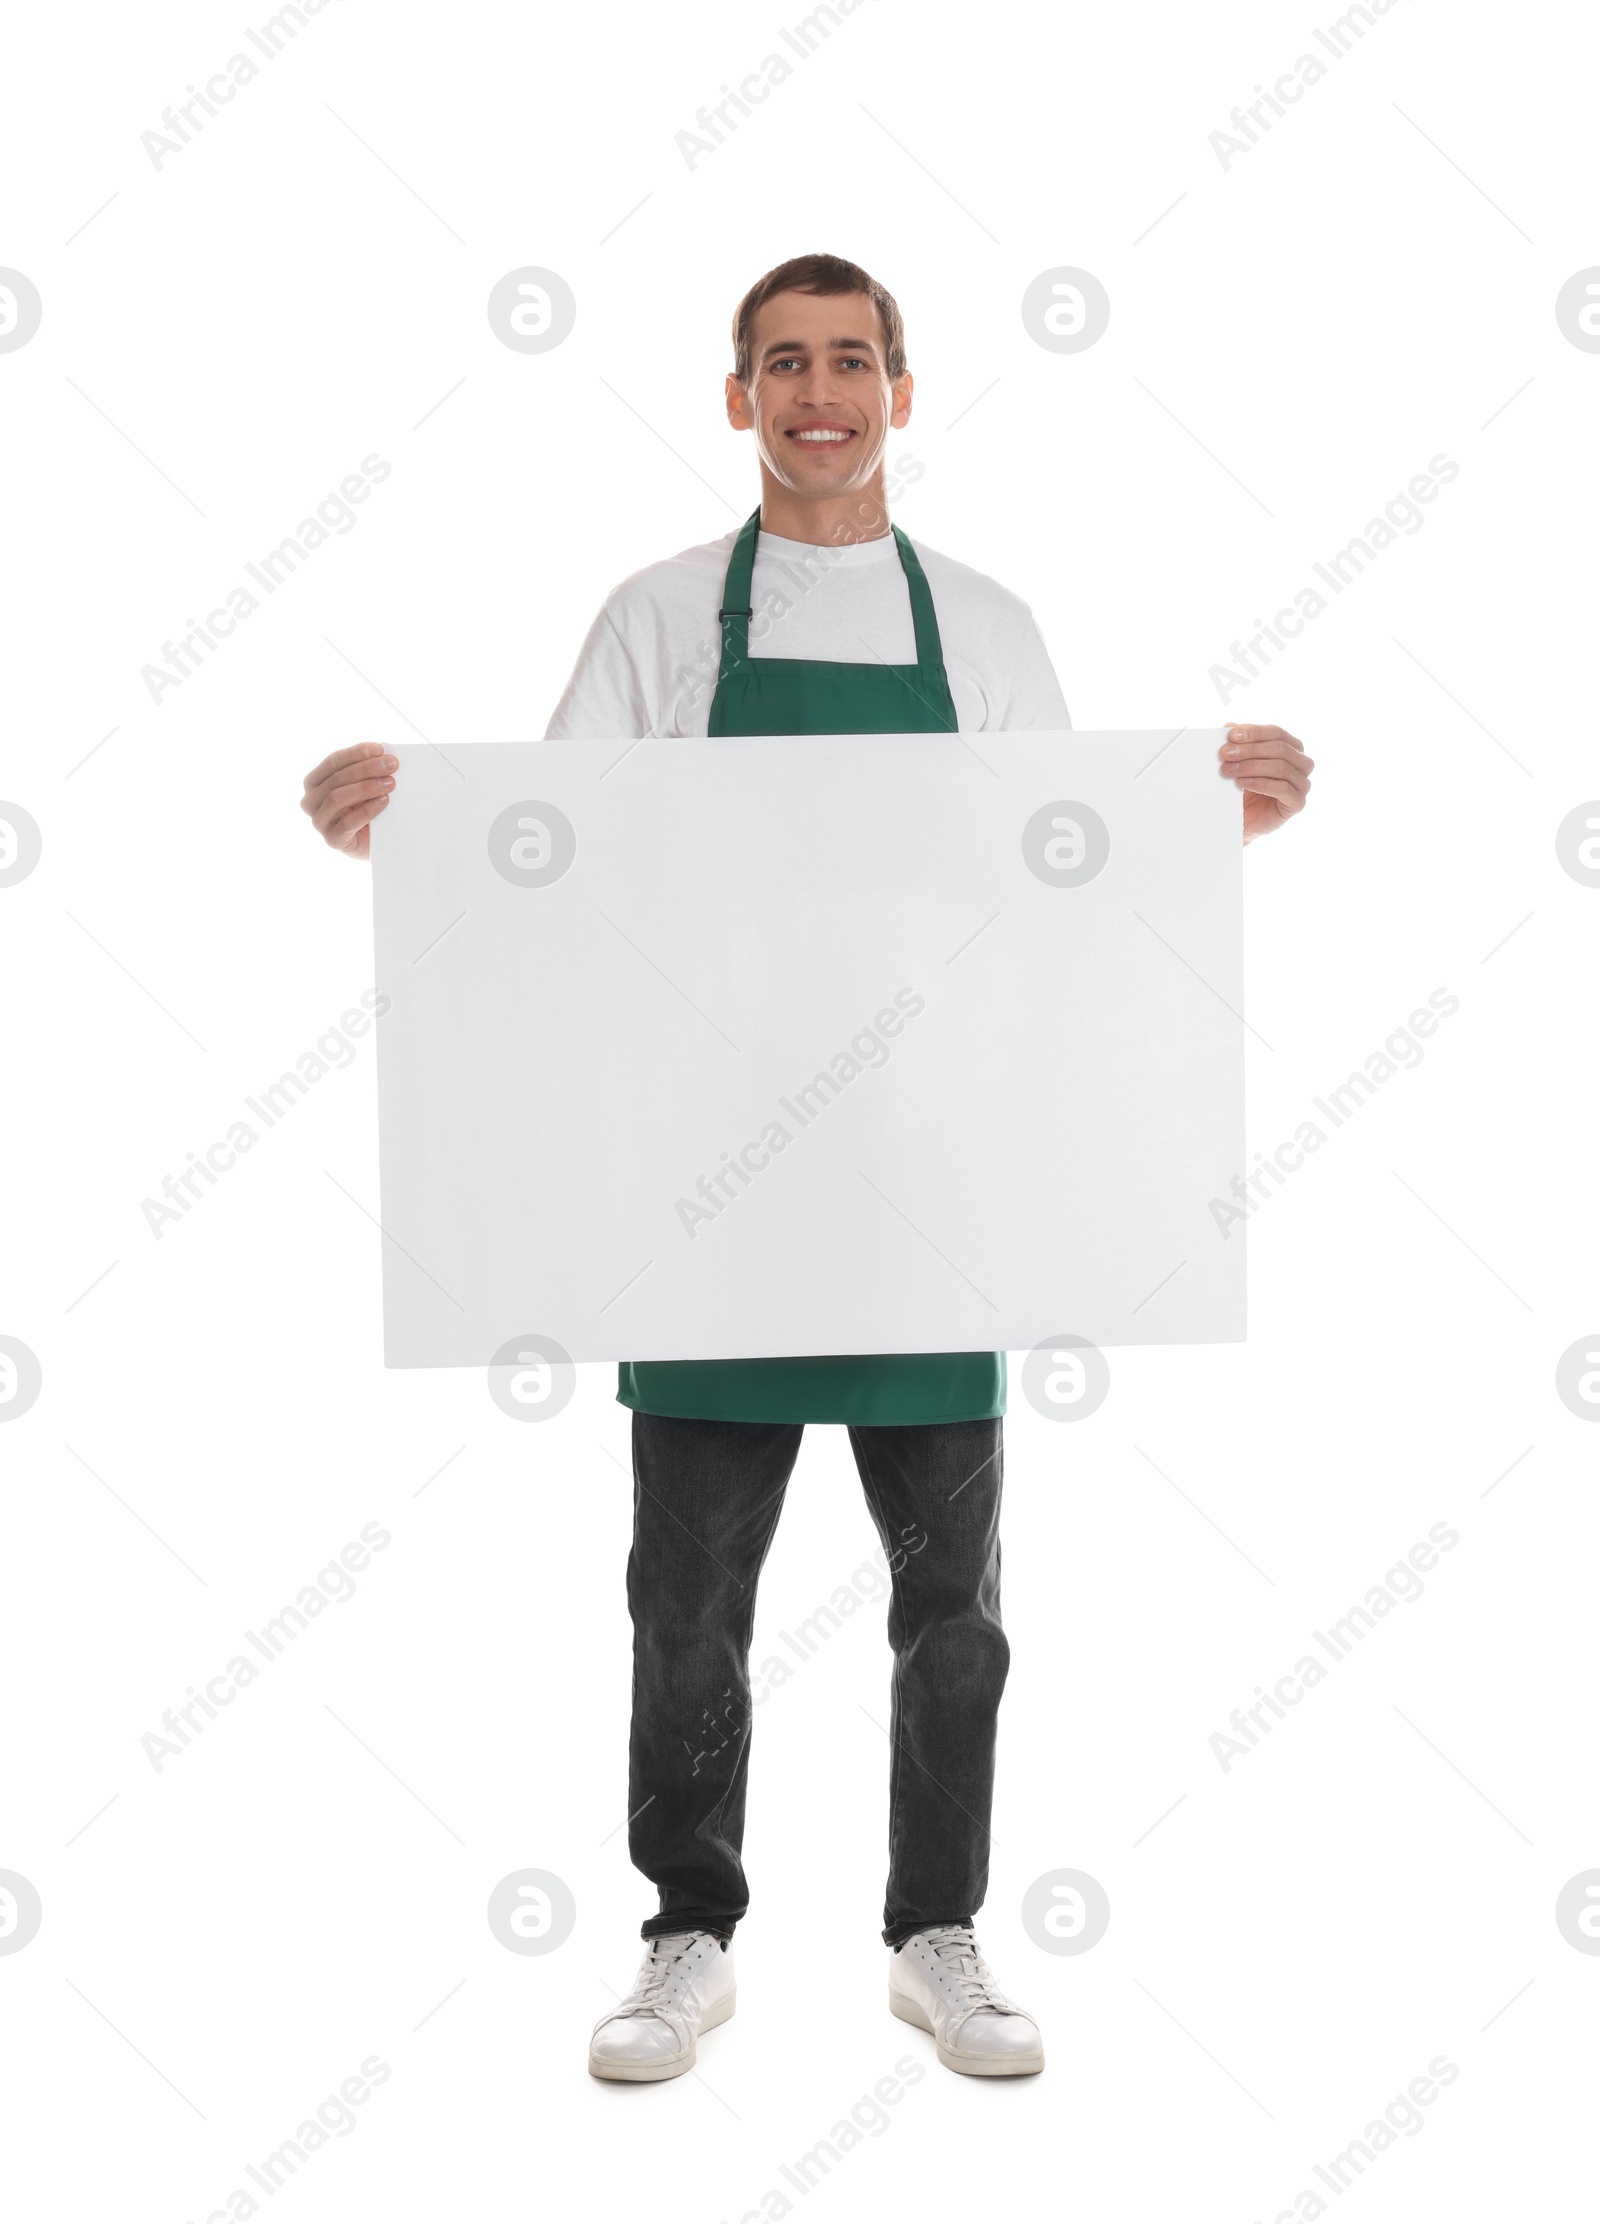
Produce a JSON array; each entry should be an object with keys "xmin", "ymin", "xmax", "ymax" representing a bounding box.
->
[{"xmin": 301, "ymin": 743, "xmax": 397, "ymax": 859}]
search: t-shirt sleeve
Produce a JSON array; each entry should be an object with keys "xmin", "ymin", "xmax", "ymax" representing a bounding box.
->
[
  {"xmin": 544, "ymin": 606, "xmax": 652, "ymax": 742},
  {"xmin": 996, "ymin": 613, "xmax": 1072, "ymax": 732}
]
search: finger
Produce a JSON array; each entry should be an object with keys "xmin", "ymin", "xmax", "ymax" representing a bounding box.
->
[
  {"xmin": 1237, "ymin": 765, "xmax": 1308, "ymax": 800},
  {"xmin": 304, "ymin": 741, "xmax": 385, "ymax": 787},
  {"xmin": 307, "ymin": 768, "xmax": 394, "ymax": 819},
  {"xmin": 309, "ymin": 773, "xmax": 393, "ymax": 827},
  {"xmin": 1220, "ymin": 745, "xmax": 1312, "ymax": 778},
  {"xmin": 303, "ymin": 743, "xmax": 392, "ymax": 795},
  {"xmin": 1223, "ymin": 723, "xmax": 1295, "ymax": 745},
  {"xmin": 1219, "ymin": 742, "xmax": 1308, "ymax": 769},
  {"xmin": 1221, "ymin": 737, "xmax": 1310, "ymax": 765},
  {"xmin": 1235, "ymin": 776, "xmax": 1306, "ymax": 805},
  {"xmin": 314, "ymin": 780, "xmax": 393, "ymax": 836},
  {"xmin": 303, "ymin": 755, "xmax": 397, "ymax": 810},
  {"xmin": 323, "ymin": 792, "xmax": 391, "ymax": 844}
]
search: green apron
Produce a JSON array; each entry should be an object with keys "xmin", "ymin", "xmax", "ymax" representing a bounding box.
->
[{"xmin": 617, "ymin": 507, "xmax": 1005, "ymax": 1428}]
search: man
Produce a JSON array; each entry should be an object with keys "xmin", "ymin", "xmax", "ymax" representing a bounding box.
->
[{"xmin": 303, "ymin": 252, "xmax": 1312, "ymax": 2084}]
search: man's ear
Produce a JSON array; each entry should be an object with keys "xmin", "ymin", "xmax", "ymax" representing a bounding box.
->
[
  {"xmin": 726, "ymin": 373, "xmax": 754, "ymax": 431},
  {"xmin": 890, "ymin": 370, "xmax": 914, "ymax": 431}
]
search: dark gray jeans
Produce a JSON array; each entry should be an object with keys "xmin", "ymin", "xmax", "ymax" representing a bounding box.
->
[{"xmin": 626, "ymin": 1411, "xmax": 1008, "ymax": 1948}]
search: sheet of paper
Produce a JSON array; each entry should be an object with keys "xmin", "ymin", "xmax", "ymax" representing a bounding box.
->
[{"xmin": 371, "ymin": 732, "xmax": 1245, "ymax": 1366}]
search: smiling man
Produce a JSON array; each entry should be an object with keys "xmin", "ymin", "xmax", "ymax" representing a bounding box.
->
[{"xmin": 301, "ymin": 251, "xmax": 1313, "ymax": 2085}]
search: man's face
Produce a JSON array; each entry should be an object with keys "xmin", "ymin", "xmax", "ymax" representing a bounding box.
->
[{"xmin": 726, "ymin": 289, "xmax": 912, "ymax": 499}]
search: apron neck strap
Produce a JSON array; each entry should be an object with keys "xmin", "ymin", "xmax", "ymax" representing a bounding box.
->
[
  {"xmin": 716, "ymin": 510, "xmax": 943, "ymax": 678},
  {"xmin": 717, "ymin": 509, "xmax": 762, "ymax": 672},
  {"xmin": 891, "ymin": 525, "xmax": 943, "ymax": 673}
]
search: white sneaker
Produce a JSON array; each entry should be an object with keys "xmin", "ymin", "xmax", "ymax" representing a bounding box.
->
[
  {"xmin": 589, "ymin": 1930, "xmax": 736, "ymax": 2082},
  {"xmin": 889, "ymin": 1923, "xmax": 1044, "ymax": 2076}
]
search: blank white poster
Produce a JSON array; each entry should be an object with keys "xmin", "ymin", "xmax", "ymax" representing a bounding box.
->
[{"xmin": 371, "ymin": 730, "xmax": 1244, "ymax": 1366}]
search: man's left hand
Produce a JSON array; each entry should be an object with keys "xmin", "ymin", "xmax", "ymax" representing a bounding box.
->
[{"xmin": 1221, "ymin": 723, "xmax": 1313, "ymax": 844}]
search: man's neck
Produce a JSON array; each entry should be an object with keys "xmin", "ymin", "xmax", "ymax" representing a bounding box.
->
[{"xmin": 756, "ymin": 470, "xmax": 893, "ymax": 548}]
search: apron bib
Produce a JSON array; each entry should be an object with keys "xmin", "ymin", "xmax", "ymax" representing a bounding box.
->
[{"xmin": 617, "ymin": 508, "xmax": 1005, "ymax": 1427}]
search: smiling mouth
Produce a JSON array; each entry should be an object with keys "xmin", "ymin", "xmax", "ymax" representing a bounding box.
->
[{"xmin": 785, "ymin": 427, "xmax": 856, "ymax": 445}]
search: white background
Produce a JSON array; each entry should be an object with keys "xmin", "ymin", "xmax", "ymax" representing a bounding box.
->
[{"xmin": 2, "ymin": 1, "xmax": 1596, "ymax": 2218}]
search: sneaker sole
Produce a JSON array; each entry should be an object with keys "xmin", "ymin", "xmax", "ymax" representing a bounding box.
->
[
  {"xmin": 889, "ymin": 1990, "xmax": 1044, "ymax": 2077},
  {"xmin": 588, "ymin": 1987, "xmax": 737, "ymax": 2082}
]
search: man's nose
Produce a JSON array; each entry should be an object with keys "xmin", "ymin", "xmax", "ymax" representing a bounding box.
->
[{"xmin": 791, "ymin": 371, "xmax": 842, "ymax": 410}]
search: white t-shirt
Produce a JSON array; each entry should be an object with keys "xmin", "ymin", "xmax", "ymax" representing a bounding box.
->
[{"xmin": 544, "ymin": 525, "xmax": 1071, "ymax": 739}]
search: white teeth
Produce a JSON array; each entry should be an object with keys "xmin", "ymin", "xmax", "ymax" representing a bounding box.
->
[{"xmin": 792, "ymin": 429, "xmax": 851, "ymax": 442}]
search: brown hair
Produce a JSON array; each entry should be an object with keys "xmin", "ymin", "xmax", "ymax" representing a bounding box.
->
[{"xmin": 731, "ymin": 253, "xmax": 906, "ymax": 388}]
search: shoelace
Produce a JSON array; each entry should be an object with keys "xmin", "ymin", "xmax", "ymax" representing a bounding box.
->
[
  {"xmin": 610, "ymin": 1932, "xmax": 708, "ymax": 2021},
  {"xmin": 917, "ymin": 1924, "xmax": 1011, "ymax": 2014}
]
